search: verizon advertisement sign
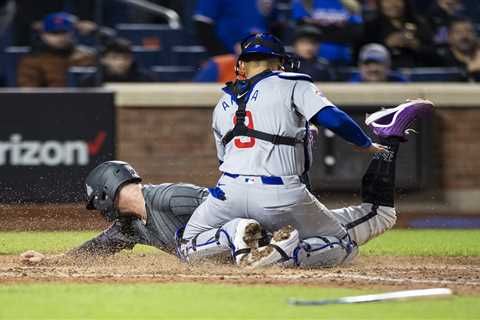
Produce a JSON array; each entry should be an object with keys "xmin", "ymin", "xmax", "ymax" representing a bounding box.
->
[
  {"xmin": 0, "ymin": 132, "xmax": 106, "ymax": 166},
  {"xmin": 0, "ymin": 91, "xmax": 115, "ymax": 202}
]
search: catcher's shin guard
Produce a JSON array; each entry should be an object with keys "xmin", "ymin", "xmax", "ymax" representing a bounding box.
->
[
  {"xmin": 176, "ymin": 219, "xmax": 262, "ymax": 264},
  {"xmin": 240, "ymin": 225, "xmax": 300, "ymax": 268},
  {"xmin": 293, "ymin": 234, "xmax": 358, "ymax": 268}
]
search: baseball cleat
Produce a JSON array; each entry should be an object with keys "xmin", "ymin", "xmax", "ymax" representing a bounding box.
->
[
  {"xmin": 240, "ymin": 225, "xmax": 299, "ymax": 268},
  {"xmin": 234, "ymin": 219, "xmax": 263, "ymax": 265},
  {"xmin": 365, "ymin": 99, "xmax": 434, "ymax": 139}
]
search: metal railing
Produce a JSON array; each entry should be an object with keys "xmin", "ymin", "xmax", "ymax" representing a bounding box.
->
[{"xmin": 118, "ymin": 0, "xmax": 181, "ymax": 29}]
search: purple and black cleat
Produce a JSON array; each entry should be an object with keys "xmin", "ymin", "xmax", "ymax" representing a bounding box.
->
[{"xmin": 365, "ymin": 99, "xmax": 434, "ymax": 139}]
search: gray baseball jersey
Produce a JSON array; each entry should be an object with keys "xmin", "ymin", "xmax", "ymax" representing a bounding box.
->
[
  {"xmin": 69, "ymin": 183, "xmax": 208, "ymax": 256},
  {"xmin": 213, "ymin": 72, "xmax": 334, "ymax": 176}
]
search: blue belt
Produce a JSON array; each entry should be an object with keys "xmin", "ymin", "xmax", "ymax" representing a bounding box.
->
[{"xmin": 223, "ymin": 172, "xmax": 284, "ymax": 185}]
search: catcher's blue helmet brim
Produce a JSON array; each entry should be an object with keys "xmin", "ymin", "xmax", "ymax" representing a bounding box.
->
[
  {"xmin": 240, "ymin": 46, "xmax": 284, "ymax": 57},
  {"xmin": 238, "ymin": 33, "xmax": 285, "ymax": 59}
]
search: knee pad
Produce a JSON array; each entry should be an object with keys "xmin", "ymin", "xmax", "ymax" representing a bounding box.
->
[
  {"xmin": 175, "ymin": 218, "xmax": 264, "ymax": 264},
  {"xmin": 293, "ymin": 234, "xmax": 358, "ymax": 268},
  {"xmin": 176, "ymin": 227, "xmax": 234, "ymax": 263}
]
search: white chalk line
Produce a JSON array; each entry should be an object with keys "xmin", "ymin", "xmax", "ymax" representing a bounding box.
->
[
  {"xmin": 1, "ymin": 269, "xmax": 479, "ymax": 287},
  {"xmin": 319, "ymin": 273, "xmax": 480, "ymax": 287}
]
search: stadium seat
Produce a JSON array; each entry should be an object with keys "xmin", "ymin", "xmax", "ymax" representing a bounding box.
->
[
  {"xmin": 4, "ymin": 46, "xmax": 30, "ymax": 86},
  {"xmin": 170, "ymin": 45, "xmax": 208, "ymax": 67},
  {"xmin": 335, "ymin": 67, "xmax": 466, "ymax": 82},
  {"xmin": 400, "ymin": 67, "xmax": 466, "ymax": 82},
  {"xmin": 151, "ymin": 65, "xmax": 196, "ymax": 82},
  {"xmin": 115, "ymin": 24, "xmax": 207, "ymax": 66},
  {"xmin": 115, "ymin": 24, "xmax": 185, "ymax": 50},
  {"xmin": 335, "ymin": 67, "xmax": 359, "ymax": 82},
  {"xmin": 67, "ymin": 66, "xmax": 98, "ymax": 87},
  {"xmin": 132, "ymin": 46, "xmax": 166, "ymax": 68}
]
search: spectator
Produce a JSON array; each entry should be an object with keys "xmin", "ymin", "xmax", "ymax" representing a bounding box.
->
[
  {"xmin": 193, "ymin": 0, "xmax": 274, "ymax": 56},
  {"xmin": 361, "ymin": 0, "xmax": 378, "ymax": 22},
  {"xmin": 435, "ymin": 18, "xmax": 480, "ymax": 81},
  {"xmin": 12, "ymin": 1, "xmax": 98, "ymax": 46},
  {"xmin": 291, "ymin": 25, "xmax": 335, "ymax": 81},
  {"xmin": 426, "ymin": 0, "xmax": 471, "ymax": 46},
  {"xmin": 351, "ymin": 43, "xmax": 407, "ymax": 82},
  {"xmin": 193, "ymin": 43, "xmax": 241, "ymax": 83},
  {"xmin": 361, "ymin": 0, "xmax": 432, "ymax": 16},
  {"xmin": 194, "ymin": 26, "xmax": 336, "ymax": 83},
  {"xmin": 292, "ymin": 0, "xmax": 364, "ymax": 65},
  {"xmin": 364, "ymin": 0, "xmax": 434, "ymax": 68},
  {"xmin": 0, "ymin": 0, "xmax": 14, "ymax": 36},
  {"xmin": 17, "ymin": 12, "xmax": 96, "ymax": 87},
  {"xmin": 81, "ymin": 38, "xmax": 156, "ymax": 86}
]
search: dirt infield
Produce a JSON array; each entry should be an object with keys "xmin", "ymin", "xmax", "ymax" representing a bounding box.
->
[
  {"xmin": 1, "ymin": 254, "xmax": 478, "ymax": 295},
  {"xmin": 2, "ymin": 204, "xmax": 479, "ymax": 295},
  {"xmin": 2, "ymin": 203, "xmax": 478, "ymax": 231},
  {"xmin": 0, "ymin": 204, "xmax": 109, "ymax": 231}
]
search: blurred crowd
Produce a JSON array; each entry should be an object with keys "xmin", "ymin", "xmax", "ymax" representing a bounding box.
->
[{"xmin": 1, "ymin": 0, "xmax": 479, "ymax": 87}]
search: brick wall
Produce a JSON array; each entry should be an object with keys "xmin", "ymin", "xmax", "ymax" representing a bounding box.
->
[
  {"xmin": 435, "ymin": 109, "xmax": 480, "ymax": 189},
  {"xmin": 3, "ymin": 105, "xmax": 478, "ymax": 232},
  {"xmin": 118, "ymin": 106, "xmax": 480, "ymax": 192},
  {"xmin": 118, "ymin": 107, "xmax": 220, "ymax": 186}
]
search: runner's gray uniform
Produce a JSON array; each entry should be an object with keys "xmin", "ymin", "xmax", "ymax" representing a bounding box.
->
[{"xmin": 69, "ymin": 183, "xmax": 208, "ymax": 256}]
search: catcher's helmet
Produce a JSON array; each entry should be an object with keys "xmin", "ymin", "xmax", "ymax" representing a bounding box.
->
[
  {"xmin": 238, "ymin": 33, "xmax": 286, "ymax": 60},
  {"xmin": 85, "ymin": 161, "xmax": 141, "ymax": 220}
]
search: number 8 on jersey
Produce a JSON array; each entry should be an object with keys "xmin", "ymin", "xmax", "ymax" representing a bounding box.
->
[{"xmin": 233, "ymin": 111, "xmax": 255, "ymax": 149}]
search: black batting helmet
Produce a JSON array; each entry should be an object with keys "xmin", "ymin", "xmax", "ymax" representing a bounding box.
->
[{"xmin": 85, "ymin": 161, "xmax": 141, "ymax": 220}]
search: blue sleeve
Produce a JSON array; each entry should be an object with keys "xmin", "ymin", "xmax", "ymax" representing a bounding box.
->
[
  {"xmin": 311, "ymin": 106, "xmax": 372, "ymax": 148},
  {"xmin": 193, "ymin": 60, "xmax": 219, "ymax": 82},
  {"xmin": 195, "ymin": 0, "xmax": 220, "ymax": 20},
  {"xmin": 292, "ymin": 0, "xmax": 310, "ymax": 20}
]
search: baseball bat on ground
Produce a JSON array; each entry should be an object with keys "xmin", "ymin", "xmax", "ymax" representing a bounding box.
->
[{"xmin": 288, "ymin": 288, "xmax": 453, "ymax": 306}]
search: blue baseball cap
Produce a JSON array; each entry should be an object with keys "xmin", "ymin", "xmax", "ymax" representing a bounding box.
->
[{"xmin": 43, "ymin": 12, "xmax": 77, "ymax": 33}]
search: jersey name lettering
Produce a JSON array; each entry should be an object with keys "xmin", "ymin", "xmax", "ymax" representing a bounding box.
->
[
  {"xmin": 222, "ymin": 101, "xmax": 230, "ymax": 111},
  {"xmin": 233, "ymin": 111, "xmax": 255, "ymax": 149},
  {"xmin": 251, "ymin": 90, "xmax": 259, "ymax": 102}
]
